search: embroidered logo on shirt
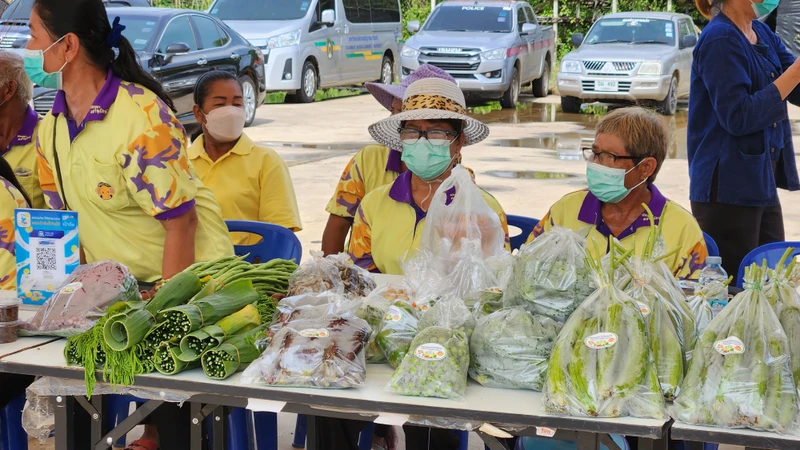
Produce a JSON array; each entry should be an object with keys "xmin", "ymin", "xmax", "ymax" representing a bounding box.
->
[
  {"xmin": 89, "ymin": 105, "xmax": 108, "ymax": 115},
  {"xmin": 96, "ymin": 182, "xmax": 115, "ymax": 200}
]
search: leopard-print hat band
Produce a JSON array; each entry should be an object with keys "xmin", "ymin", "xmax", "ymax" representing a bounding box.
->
[{"xmin": 402, "ymin": 94, "xmax": 468, "ymax": 115}]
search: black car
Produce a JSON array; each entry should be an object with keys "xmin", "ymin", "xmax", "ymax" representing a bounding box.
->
[{"xmin": 30, "ymin": 7, "xmax": 267, "ymax": 132}]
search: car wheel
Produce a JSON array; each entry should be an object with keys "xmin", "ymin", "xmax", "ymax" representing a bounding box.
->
[
  {"xmin": 532, "ymin": 60, "xmax": 550, "ymax": 98},
  {"xmin": 560, "ymin": 95, "xmax": 582, "ymax": 114},
  {"xmin": 500, "ymin": 67, "xmax": 520, "ymax": 109},
  {"xmin": 378, "ymin": 55, "xmax": 394, "ymax": 84},
  {"xmin": 657, "ymin": 76, "xmax": 678, "ymax": 116},
  {"xmin": 288, "ymin": 61, "xmax": 317, "ymax": 103},
  {"xmin": 240, "ymin": 74, "xmax": 258, "ymax": 127}
]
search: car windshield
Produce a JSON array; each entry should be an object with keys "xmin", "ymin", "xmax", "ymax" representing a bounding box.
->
[
  {"xmin": 585, "ymin": 18, "xmax": 675, "ymax": 45},
  {"xmin": 210, "ymin": 0, "xmax": 309, "ymax": 21},
  {"xmin": 0, "ymin": 0, "xmax": 33, "ymax": 20},
  {"xmin": 422, "ymin": 5, "xmax": 513, "ymax": 33},
  {"xmin": 111, "ymin": 15, "xmax": 156, "ymax": 51}
]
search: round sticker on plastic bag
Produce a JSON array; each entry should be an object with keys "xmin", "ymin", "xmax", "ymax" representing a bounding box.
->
[
  {"xmin": 384, "ymin": 306, "xmax": 403, "ymax": 322},
  {"xmin": 584, "ymin": 332, "xmax": 618, "ymax": 349},
  {"xmin": 299, "ymin": 328, "xmax": 329, "ymax": 338},
  {"xmin": 415, "ymin": 343, "xmax": 447, "ymax": 361},
  {"xmin": 636, "ymin": 302, "xmax": 651, "ymax": 317},
  {"xmin": 60, "ymin": 282, "xmax": 83, "ymax": 294},
  {"xmin": 714, "ymin": 336, "xmax": 745, "ymax": 355}
]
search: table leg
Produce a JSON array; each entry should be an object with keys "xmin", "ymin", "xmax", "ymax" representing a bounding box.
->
[
  {"xmin": 576, "ymin": 432, "xmax": 600, "ymax": 450},
  {"xmin": 212, "ymin": 406, "xmax": 225, "ymax": 450},
  {"xmin": 190, "ymin": 402, "xmax": 203, "ymax": 450},
  {"xmin": 53, "ymin": 396, "xmax": 76, "ymax": 450},
  {"xmin": 637, "ymin": 436, "xmax": 669, "ymax": 450},
  {"xmin": 306, "ymin": 415, "xmax": 318, "ymax": 450}
]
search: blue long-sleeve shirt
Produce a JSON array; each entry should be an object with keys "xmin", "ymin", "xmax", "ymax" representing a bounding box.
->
[{"xmin": 688, "ymin": 14, "xmax": 800, "ymax": 207}]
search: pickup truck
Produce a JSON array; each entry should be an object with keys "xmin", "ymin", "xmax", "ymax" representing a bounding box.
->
[
  {"xmin": 557, "ymin": 12, "xmax": 698, "ymax": 115},
  {"xmin": 399, "ymin": 0, "xmax": 555, "ymax": 108}
]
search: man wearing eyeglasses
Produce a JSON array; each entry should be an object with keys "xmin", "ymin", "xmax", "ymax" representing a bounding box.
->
[{"xmin": 525, "ymin": 107, "xmax": 707, "ymax": 280}]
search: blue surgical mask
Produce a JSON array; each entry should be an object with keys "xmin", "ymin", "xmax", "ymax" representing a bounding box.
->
[
  {"xmin": 752, "ymin": 0, "xmax": 780, "ymax": 17},
  {"xmin": 401, "ymin": 138, "xmax": 453, "ymax": 181},
  {"xmin": 586, "ymin": 161, "xmax": 646, "ymax": 203},
  {"xmin": 24, "ymin": 36, "xmax": 68, "ymax": 90}
]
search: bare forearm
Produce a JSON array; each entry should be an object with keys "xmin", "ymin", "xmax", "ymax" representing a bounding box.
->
[
  {"xmin": 161, "ymin": 208, "xmax": 198, "ymax": 279},
  {"xmin": 321, "ymin": 214, "xmax": 353, "ymax": 256}
]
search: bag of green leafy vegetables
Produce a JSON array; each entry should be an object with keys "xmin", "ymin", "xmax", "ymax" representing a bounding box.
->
[
  {"xmin": 674, "ymin": 264, "xmax": 799, "ymax": 433},
  {"xmin": 375, "ymin": 300, "xmax": 418, "ymax": 369}
]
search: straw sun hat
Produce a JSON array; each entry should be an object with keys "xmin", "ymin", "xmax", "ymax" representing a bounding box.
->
[
  {"xmin": 368, "ymin": 78, "xmax": 490, "ymax": 150},
  {"xmin": 365, "ymin": 64, "xmax": 455, "ymax": 111}
]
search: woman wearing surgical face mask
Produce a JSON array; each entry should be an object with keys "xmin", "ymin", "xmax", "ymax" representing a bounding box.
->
[
  {"xmin": 189, "ymin": 71, "xmax": 301, "ymax": 244},
  {"xmin": 525, "ymin": 107, "xmax": 708, "ymax": 280},
  {"xmin": 689, "ymin": 0, "xmax": 800, "ymax": 281}
]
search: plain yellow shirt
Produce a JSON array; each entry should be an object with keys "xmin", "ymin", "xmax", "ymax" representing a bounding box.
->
[
  {"xmin": 36, "ymin": 74, "xmax": 233, "ymax": 282},
  {"xmin": 4, "ymin": 106, "xmax": 45, "ymax": 209},
  {"xmin": 0, "ymin": 176, "xmax": 29, "ymax": 289},
  {"xmin": 189, "ymin": 133, "xmax": 302, "ymax": 245}
]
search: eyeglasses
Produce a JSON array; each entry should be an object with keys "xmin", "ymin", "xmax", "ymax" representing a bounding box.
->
[
  {"xmin": 581, "ymin": 148, "xmax": 642, "ymax": 164},
  {"xmin": 398, "ymin": 128, "xmax": 460, "ymax": 146}
]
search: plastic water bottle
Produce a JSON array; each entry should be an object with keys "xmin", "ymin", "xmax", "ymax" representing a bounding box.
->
[{"xmin": 698, "ymin": 256, "xmax": 728, "ymax": 317}]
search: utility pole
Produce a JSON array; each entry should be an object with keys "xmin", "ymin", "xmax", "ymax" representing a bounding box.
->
[
  {"xmin": 553, "ymin": 0, "xmax": 559, "ymax": 43},
  {"xmin": 667, "ymin": 0, "xmax": 673, "ymax": 11},
  {"xmin": 612, "ymin": 0, "xmax": 617, "ymax": 12}
]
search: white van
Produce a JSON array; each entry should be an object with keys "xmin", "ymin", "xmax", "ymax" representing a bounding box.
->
[{"xmin": 208, "ymin": 0, "xmax": 402, "ymax": 103}]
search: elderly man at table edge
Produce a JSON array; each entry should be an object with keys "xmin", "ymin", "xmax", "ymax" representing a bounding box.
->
[
  {"xmin": 525, "ymin": 107, "xmax": 708, "ymax": 280},
  {"xmin": 0, "ymin": 51, "xmax": 46, "ymax": 209}
]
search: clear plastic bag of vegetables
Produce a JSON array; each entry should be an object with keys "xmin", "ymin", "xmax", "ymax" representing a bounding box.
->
[
  {"xmin": 764, "ymin": 248, "xmax": 800, "ymax": 389},
  {"xmin": 359, "ymin": 285, "xmax": 404, "ymax": 363},
  {"xmin": 617, "ymin": 255, "xmax": 696, "ymax": 401},
  {"xmin": 242, "ymin": 314, "xmax": 370, "ymax": 388},
  {"xmin": 469, "ymin": 307, "xmax": 562, "ymax": 391},
  {"xmin": 544, "ymin": 244, "xmax": 667, "ymax": 419},
  {"xmin": 505, "ymin": 226, "xmax": 594, "ymax": 323},
  {"xmin": 21, "ymin": 261, "xmax": 140, "ymax": 337},
  {"xmin": 376, "ymin": 299, "xmax": 418, "ymax": 369},
  {"xmin": 674, "ymin": 264, "xmax": 799, "ymax": 433},
  {"xmin": 468, "ymin": 287, "xmax": 505, "ymax": 320},
  {"xmin": 418, "ymin": 297, "xmax": 476, "ymax": 338},
  {"xmin": 272, "ymin": 291, "xmax": 361, "ymax": 329},
  {"xmin": 287, "ymin": 251, "xmax": 375, "ymax": 298},
  {"xmin": 388, "ymin": 299, "xmax": 471, "ymax": 399}
]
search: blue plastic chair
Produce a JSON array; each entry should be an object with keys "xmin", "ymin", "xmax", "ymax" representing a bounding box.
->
[
  {"xmin": 227, "ymin": 220, "xmax": 303, "ymax": 264},
  {"xmin": 507, "ymin": 215, "xmax": 540, "ymax": 252},
  {"xmin": 702, "ymin": 232, "xmax": 719, "ymax": 258},
  {"xmin": 0, "ymin": 393, "xmax": 28, "ymax": 450},
  {"xmin": 737, "ymin": 241, "xmax": 800, "ymax": 287}
]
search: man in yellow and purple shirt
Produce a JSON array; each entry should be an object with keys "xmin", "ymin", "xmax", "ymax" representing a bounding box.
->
[
  {"xmin": 0, "ymin": 51, "xmax": 45, "ymax": 209},
  {"xmin": 525, "ymin": 107, "xmax": 707, "ymax": 280},
  {"xmin": 322, "ymin": 64, "xmax": 456, "ymax": 255}
]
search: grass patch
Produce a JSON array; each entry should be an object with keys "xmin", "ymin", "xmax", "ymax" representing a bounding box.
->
[
  {"xmin": 265, "ymin": 88, "xmax": 363, "ymax": 104},
  {"xmin": 470, "ymin": 101, "xmax": 502, "ymax": 115},
  {"xmin": 583, "ymin": 105, "xmax": 608, "ymax": 117}
]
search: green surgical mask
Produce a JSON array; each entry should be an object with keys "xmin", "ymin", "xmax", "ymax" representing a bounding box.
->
[
  {"xmin": 586, "ymin": 161, "xmax": 645, "ymax": 203},
  {"xmin": 401, "ymin": 138, "xmax": 453, "ymax": 181}
]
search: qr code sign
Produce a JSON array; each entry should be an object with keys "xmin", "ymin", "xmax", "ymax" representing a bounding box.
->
[{"xmin": 35, "ymin": 247, "xmax": 57, "ymax": 271}]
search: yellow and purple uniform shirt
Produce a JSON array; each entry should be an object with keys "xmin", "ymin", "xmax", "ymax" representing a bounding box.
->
[
  {"xmin": 3, "ymin": 105, "xmax": 45, "ymax": 209},
  {"xmin": 189, "ymin": 133, "xmax": 302, "ymax": 245},
  {"xmin": 36, "ymin": 71, "xmax": 233, "ymax": 282},
  {"xmin": 326, "ymin": 144, "xmax": 403, "ymax": 220},
  {"xmin": 349, "ymin": 170, "xmax": 510, "ymax": 275},
  {"xmin": 526, "ymin": 186, "xmax": 707, "ymax": 279},
  {"xmin": 0, "ymin": 176, "xmax": 29, "ymax": 289}
]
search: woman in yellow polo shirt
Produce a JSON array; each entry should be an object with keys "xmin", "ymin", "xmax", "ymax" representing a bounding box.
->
[
  {"xmin": 321, "ymin": 64, "xmax": 455, "ymax": 255},
  {"xmin": 526, "ymin": 107, "xmax": 707, "ymax": 279},
  {"xmin": 26, "ymin": 1, "xmax": 233, "ymax": 448},
  {"xmin": 189, "ymin": 71, "xmax": 301, "ymax": 243},
  {"xmin": 0, "ymin": 157, "xmax": 31, "ymax": 289}
]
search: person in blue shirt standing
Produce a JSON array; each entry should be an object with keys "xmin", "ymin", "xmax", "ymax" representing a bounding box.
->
[{"xmin": 688, "ymin": 0, "xmax": 800, "ymax": 279}]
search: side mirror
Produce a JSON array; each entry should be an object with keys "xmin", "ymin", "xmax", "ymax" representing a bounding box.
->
[
  {"xmin": 521, "ymin": 23, "xmax": 537, "ymax": 35},
  {"xmin": 321, "ymin": 9, "xmax": 335, "ymax": 25},
  {"xmin": 680, "ymin": 34, "xmax": 697, "ymax": 49},
  {"xmin": 162, "ymin": 42, "xmax": 190, "ymax": 64},
  {"xmin": 11, "ymin": 38, "xmax": 29, "ymax": 49},
  {"xmin": 407, "ymin": 20, "xmax": 420, "ymax": 33},
  {"xmin": 570, "ymin": 33, "xmax": 584, "ymax": 47}
]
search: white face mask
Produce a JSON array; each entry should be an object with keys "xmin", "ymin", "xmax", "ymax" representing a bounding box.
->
[{"xmin": 203, "ymin": 106, "xmax": 246, "ymax": 143}]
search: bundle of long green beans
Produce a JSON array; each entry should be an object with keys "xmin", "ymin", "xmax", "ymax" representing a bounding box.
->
[{"xmin": 64, "ymin": 255, "xmax": 298, "ymax": 395}]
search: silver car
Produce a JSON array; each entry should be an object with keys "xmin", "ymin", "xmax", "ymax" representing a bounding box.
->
[
  {"xmin": 557, "ymin": 12, "xmax": 698, "ymax": 115},
  {"xmin": 400, "ymin": 0, "xmax": 555, "ymax": 108},
  {"xmin": 208, "ymin": 0, "xmax": 402, "ymax": 103}
]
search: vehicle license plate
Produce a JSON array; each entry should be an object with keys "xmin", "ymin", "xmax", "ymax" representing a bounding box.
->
[{"xmin": 595, "ymin": 80, "xmax": 618, "ymax": 92}]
